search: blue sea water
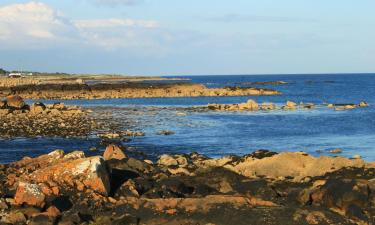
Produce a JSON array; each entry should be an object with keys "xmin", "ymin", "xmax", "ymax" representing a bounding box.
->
[{"xmin": 1, "ymin": 74, "xmax": 375, "ymax": 163}]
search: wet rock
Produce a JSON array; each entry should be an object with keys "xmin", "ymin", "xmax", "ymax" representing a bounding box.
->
[
  {"xmin": 260, "ymin": 102, "xmax": 276, "ymax": 110},
  {"xmin": 103, "ymin": 145, "xmax": 127, "ymax": 161},
  {"xmin": 359, "ymin": 101, "xmax": 369, "ymax": 107}
]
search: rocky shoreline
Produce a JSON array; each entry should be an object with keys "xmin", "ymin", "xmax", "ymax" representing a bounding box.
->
[
  {"xmin": 0, "ymin": 146, "xmax": 374, "ymax": 225},
  {"xmin": 0, "ymin": 96, "xmax": 96, "ymax": 138},
  {"xmin": 0, "ymin": 82, "xmax": 280, "ymax": 100}
]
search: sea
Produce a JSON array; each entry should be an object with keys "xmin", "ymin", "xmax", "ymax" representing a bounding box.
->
[{"xmin": 1, "ymin": 73, "xmax": 375, "ymax": 164}]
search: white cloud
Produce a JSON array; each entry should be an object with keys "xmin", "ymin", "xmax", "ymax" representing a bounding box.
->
[
  {"xmin": 0, "ymin": 1, "xmax": 77, "ymax": 48},
  {"xmin": 0, "ymin": 1, "xmax": 160, "ymax": 51}
]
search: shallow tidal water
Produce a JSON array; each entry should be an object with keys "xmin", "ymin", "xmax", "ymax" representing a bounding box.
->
[{"xmin": 1, "ymin": 74, "xmax": 375, "ymax": 163}]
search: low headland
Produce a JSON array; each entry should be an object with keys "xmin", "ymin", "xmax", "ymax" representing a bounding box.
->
[{"xmin": 0, "ymin": 75, "xmax": 280, "ymax": 99}]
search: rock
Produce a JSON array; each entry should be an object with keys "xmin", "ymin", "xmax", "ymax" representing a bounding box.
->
[
  {"xmin": 359, "ymin": 101, "xmax": 369, "ymax": 107},
  {"xmin": 53, "ymin": 102, "xmax": 65, "ymax": 110},
  {"xmin": 89, "ymin": 146, "xmax": 98, "ymax": 151},
  {"xmin": 246, "ymin": 99, "xmax": 259, "ymax": 110},
  {"xmin": 157, "ymin": 154, "xmax": 188, "ymax": 167},
  {"xmin": 283, "ymin": 101, "xmax": 297, "ymax": 110},
  {"xmin": 0, "ymin": 100, "xmax": 6, "ymax": 108},
  {"xmin": 29, "ymin": 213, "xmax": 56, "ymax": 225},
  {"xmin": 63, "ymin": 151, "xmax": 85, "ymax": 160},
  {"xmin": 300, "ymin": 103, "xmax": 315, "ymax": 109},
  {"xmin": 157, "ymin": 130, "xmax": 175, "ymax": 135},
  {"xmin": 0, "ymin": 211, "xmax": 27, "ymax": 224},
  {"xmin": 0, "ymin": 108, "xmax": 10, "ymax": 115},
  {"xmin": 29, "ymin": 156, "xmax": 111, "ymax": 195},
  {"xmin": 30, "ymin": 102, "xmax": 46, "ymax": 114},
  {"xmin": 14, "ymin": 182, "xmax": 46, "ymax": 208},
  {"xmin": 6, "ymin": 95, "xmax": 25, "ymax": 109},
  {"xmin": 103, "ymin": 145, "xmax": 127, "ymax": 161},
  {"xmin": 352, "ymin": 155, "xmax": 361, "ymax": 159},
  {"xmin": 114, "ymin": 180, "xmax": 140, "ymax": 198},
  {"xmin": 260, "ymin": 102, "xmax": 276, "ymax": 110},
  {"xmin": 230, "ymin": 152, "xmax": 365, "ymax": 181},
  {"xmin": 0, "ymin": 198, "xmax": 8, "ymax": 210},
  {"xmin": 328, "ymin": 148, "xmax": 342, "ymax": 154},
  {"xmin": 300, "ymin": 179, "xmax": 371, "ymax": 222}
]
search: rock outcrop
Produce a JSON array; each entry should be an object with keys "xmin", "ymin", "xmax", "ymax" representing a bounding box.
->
[
  {"xmin": 207, "ymin": 99, "xmax": 369, "ymax": 112},
  {"xmin": 0, "ymin": 149, "xmax": 374, "ymax": 224}
]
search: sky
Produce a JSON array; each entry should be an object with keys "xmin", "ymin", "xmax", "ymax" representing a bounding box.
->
[{"xmin": 0, "ymin": 0, "xmax": 374, "ymax": 76}]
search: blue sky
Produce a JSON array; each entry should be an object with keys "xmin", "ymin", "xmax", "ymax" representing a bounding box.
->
[{"xmin": 0, "ymin": 0, "xmax": 374, "ymax": 75}]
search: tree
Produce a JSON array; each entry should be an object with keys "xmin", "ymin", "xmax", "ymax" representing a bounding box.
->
[{"xmin": 0, "ymin": 68, "xmax": 8, "ymax": 75}]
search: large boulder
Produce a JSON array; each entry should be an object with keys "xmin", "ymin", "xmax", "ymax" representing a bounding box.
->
[
  {"xmin": 299, "ymin": 179, "xmax": 372, "ymax": 223},
  {"xmin": 29, "ymin": 156, "xmax": 110, "ymax": 195},
  {"xmin": 227, "ymin": 152, "xmax": 365, "ymax": 181},
  {"xmin": 6, "ymin": 95, "xmax": 25, "ymax": 109},
  {"xmin": 14, "ymin": 182, "xmax": 46, "ymax": 208}
]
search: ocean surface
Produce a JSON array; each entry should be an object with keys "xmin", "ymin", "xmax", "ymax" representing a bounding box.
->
[{"xmin": 1, "ymin": 74, "xmax": 375, "ymax": 164}]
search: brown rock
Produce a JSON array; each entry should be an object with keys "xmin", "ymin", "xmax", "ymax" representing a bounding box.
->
[
  {"xmin": 14, "ymin": 182, "xmax": 46, "ymax": 208},
  {"xmin": 229, "ymin": 152, "xmax": 365, "ymax": 181},
  {"xmin": 359, "ymin": 101, "xmax": 369, "ymax": 107},
  {"xmin": 0, "ymin": 211, "xmax": 27, "ymax": 224},
  {"xmin": 6, "ymin": 95, "xmax": 25, "ymax": 109},
  {"xmin": 103, "ymin": 145, "xmax": 127, "ymax": 161},
  {"xmin": 0, "ymin": 100, "xmax": 6, "ymax": 108},
  {"xmin": 30, "ymin": 156, "xmax": 110, "ymax": 195},
  {"xmin": 30, "ymin": 102, "xmax": 46, "ymax": 114}
]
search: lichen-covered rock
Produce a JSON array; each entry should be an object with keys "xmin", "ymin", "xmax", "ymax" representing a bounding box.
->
[
  {"xmin": 14, "ymin": 182, "xmax": 46, "ymax": 208},
  {"xmin": 29, "ymin": 156, "xmax": 110, "ymax": 195}
]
